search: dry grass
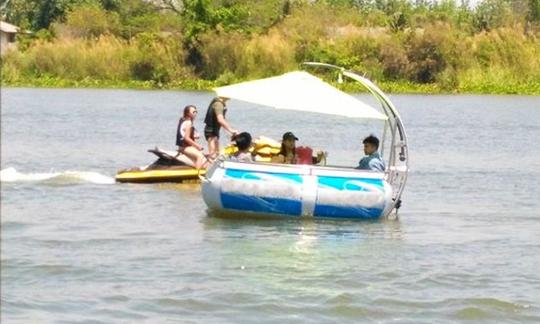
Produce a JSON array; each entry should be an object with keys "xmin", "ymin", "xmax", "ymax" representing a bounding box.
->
[{"xmin": 2, "ymin": 4, "xmax": 539, "ymax": 94}]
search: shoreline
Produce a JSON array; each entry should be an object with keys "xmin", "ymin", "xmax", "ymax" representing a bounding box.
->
[{"xmin": 2, "ymin": 78, "xmax": 539, "ymax": 95}]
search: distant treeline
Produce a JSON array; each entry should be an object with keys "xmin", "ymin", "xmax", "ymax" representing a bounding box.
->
[{"xmin": 2, "ymin": 0, "xmax": 540, "ymax": 94}]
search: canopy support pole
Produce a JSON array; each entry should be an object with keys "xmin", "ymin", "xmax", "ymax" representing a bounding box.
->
[{"xmin": 302, "ymin": 62, "xmax": 409, "ymax": 217}]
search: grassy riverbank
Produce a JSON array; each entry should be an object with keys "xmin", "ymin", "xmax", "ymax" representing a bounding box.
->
[
  {"xmin": 2, "ymin": 1, "xmax": 540, "ymax": 94},
  {"xmin": 4, "ymin": 75, "xmax": 539, "ymax": 95}
]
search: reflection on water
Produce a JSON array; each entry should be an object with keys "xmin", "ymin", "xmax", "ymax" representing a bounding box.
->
[
  {"xmin": 204, "ymin": 210, "xmax": 403, "ymax": 241},
  {"xmin": 201, "ymin": 212, "xmax": 407, "ymax": 306}
]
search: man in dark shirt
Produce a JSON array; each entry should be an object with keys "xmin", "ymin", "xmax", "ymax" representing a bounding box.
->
[{"xmin": 203, "ymin": 97, "xmax": 238, "ymax": 159}]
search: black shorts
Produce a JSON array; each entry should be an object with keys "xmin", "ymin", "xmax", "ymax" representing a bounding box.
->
[{"xmin": 204, "ymin": 127, "xmax": 220, "ymax": 140}]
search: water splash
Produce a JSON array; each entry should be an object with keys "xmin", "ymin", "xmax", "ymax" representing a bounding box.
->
[{"xmin": 0, "ymin": 167, "xmax": 115, "ymax": 185}]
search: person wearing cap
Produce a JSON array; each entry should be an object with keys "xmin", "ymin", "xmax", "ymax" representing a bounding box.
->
[
  {"xmin": 272, "ymin": 132, "xmax": 325, "ymax": 164},
  {"xmin": 231, "ymin": 132, "xmax": 253, "ymax": 163},
  {"xmin": 356, "ymin": 135, "xmax": 385, "ymax": 172},
  {"xmin": 203, "ymin": 96, "xmax": 238, "ymax": 160},
  {"xmin": 273, "ymin": 132, "xmax": 298, "ymax": 164},
  {"xmin": 176, "ymin": 105, "xmax": 209, "ymax": 169}
]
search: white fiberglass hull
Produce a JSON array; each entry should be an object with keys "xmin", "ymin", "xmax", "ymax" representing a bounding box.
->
[{"xmin": 202, "ymin": 161, "xmax": 393, "ymax": 219}]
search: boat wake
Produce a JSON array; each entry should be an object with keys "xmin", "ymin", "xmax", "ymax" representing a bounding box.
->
[{"xmin": 0, "ymin": 167, "xmax": 115, "ymax": 185}]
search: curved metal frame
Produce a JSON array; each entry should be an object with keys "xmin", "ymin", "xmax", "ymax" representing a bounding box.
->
[{"xmin": 302, "ymin": 62, "xmax": 409, "ymax": 215}]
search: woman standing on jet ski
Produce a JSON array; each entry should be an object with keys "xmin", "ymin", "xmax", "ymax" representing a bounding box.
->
[{"xmin": 176, "ymin": 105, "xmax": 209, "ymax": 169}]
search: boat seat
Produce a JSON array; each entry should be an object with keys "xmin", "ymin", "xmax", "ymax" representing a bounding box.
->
[{"xmin": 148, "ymin": 147, "xmax": 196, "ymax": 168}]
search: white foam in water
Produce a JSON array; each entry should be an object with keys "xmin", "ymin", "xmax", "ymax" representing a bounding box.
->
[
  {"xmin": 0, "ymin": 167, "xmax": 115, "ymax": 185},
  {"xmin": 64, "ymin": 171, "xmax": 116, "ymax": 184}
]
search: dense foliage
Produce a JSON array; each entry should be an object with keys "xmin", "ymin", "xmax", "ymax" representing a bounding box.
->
[{"xmin": 1, "ymin": 0, "xmax": 539, "ymax": 93}]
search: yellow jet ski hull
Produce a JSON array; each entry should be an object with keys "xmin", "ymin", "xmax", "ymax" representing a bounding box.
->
[
  {"xmin": 116, "ymin": 166, "xmax": 205, "ymax": 183},
  {"xmin": 116, "ymin": 148, "xmax": 205, "ymax": 183}
]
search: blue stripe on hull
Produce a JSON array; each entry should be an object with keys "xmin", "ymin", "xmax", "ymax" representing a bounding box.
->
[
  {"xmin": 225, "ymin": 169, "xmax": 303, "ymax": 183},
  {"xmin": 314, "ymin": 205, "xmax": 383, "ymax": 219},
  {"xmin": 221, "ymin": 193, "xmax": 302, "ymax": 216},
  {"xmin": 317, "ymin": 176, "xmax": 384, "ymax": 191}
]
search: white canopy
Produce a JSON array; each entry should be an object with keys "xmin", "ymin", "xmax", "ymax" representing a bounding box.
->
[{"xmin": 214, "ymin": 71, "xmax": 387, "ymax": 120}]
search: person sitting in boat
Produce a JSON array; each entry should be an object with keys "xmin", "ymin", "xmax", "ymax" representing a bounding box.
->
[
  {"xmin": 203, "ymin": 96, "xmax": 239, "ymax": 160},
  {"xmin": 176, "ymin": 105, "xmax": 209, "ymax": 169},
  {"xmin": 230, "ymin": 132, "xmax": 253, "ymax": 162},
  {"xmin": 271, "ymin": 131, "xmax": 325, "ymax": 165},
  {"xmin": 356, "ymin": 135, "xmax": 385, "ymax": 172}
]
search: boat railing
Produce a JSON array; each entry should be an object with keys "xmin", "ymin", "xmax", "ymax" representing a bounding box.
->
[{"xmin": 302, "ymin": 62, "xmax": 409, "ymax": 217}]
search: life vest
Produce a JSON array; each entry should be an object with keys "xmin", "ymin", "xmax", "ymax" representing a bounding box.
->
[
  {"xmin": 223, "ymin": 136, "xmax": 281, "ymax": 162},
  {"xmin": 295, "ymin": 146, "xmax": 314, "ymax": 164},
  {"xmin": 204, "ymin": 98, "xmax": 227, "ymax": 133},
  {"xmin": 176, "ymin": 117, "xmax": 196, "ymax": 147}
]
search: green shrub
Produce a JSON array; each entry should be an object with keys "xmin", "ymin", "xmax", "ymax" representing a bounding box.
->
[
  {"xmin": 404, "ymin": 24, "xmax": 457, "ymax": 83},
  {"xmin": 2, "ymin": 0, "xmax": 540, "ymax": 94},
  {"xmin": 196, "ymin": 30, "xmax": 248, "ymax": 79},
  {"xmin": 473, "ymin": 0, "xmax": 515, "ymax": 31},
  {"xmin": 380, "ymin": 39, "xmax": 409, "ymax": 80},
  {"xmin": 64, "ymin": 3, "xmax": 121, "ymax": 38}
]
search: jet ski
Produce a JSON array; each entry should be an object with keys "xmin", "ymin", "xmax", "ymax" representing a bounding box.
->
[{"xmin": 115, "ymin": 148, "xmax": 205, "ymax": 183}]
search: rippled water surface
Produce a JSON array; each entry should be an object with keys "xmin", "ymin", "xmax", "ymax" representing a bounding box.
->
[{"xmin": 2, "ymin": 88, "xmax": 540, "ymax": 322}]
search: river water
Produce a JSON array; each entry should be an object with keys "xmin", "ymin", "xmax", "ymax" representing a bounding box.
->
[{"xmin": 1, "ymin": 88, "xmax": 539, "ymax": 322}]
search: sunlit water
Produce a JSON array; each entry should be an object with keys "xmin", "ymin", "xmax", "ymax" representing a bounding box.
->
[{"xmin": 1, "ymin": 88, "xmax": 539, "ymax": 322}]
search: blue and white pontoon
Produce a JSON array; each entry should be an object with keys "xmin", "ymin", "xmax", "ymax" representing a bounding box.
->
[{"xmin": 202, "ymin": 63, "xmax": 409, "ymax": 219}]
